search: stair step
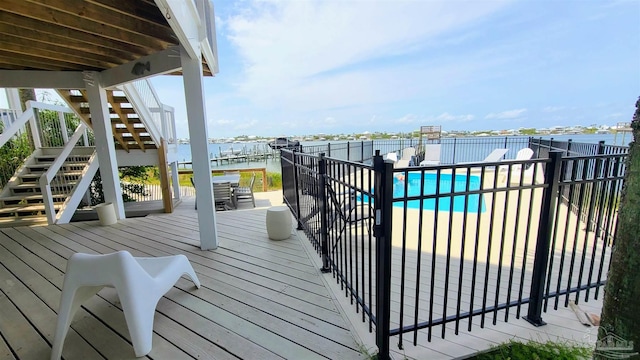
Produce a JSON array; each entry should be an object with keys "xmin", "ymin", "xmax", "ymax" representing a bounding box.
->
[
  {"xmin": 19, "ymin": 171, "xmax": 83, "ymax": 182},
  {"xmin": 0, "ymin": 203, "xmax": 61, "ymax": 216},
  {"xmin": 0, "ymin": 194, "xmax": 66, "ymax": 205},
  {"xmin": 9, "ymin": 183, "xmax": 76, "ymax": 195},
  {"xmin": 0, "ymin": 216, "xmax": 49, "ymax": 228},
  {"xmin": 27, "ymin": 161, "xmax": 91, "ymax": 172},
  {"xmin": 116, "ymin": 143, "xmax": 157, "ymax": 150},
  {"xmin": 80, "ymin": 107, "xmax": 137, "ymax": 115}
]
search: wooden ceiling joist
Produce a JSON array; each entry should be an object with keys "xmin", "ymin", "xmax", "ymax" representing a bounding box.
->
[
  {"xmin": 0, "ymin": 24, "xmax": 136, "ymax": 63},
  {"xmin": 0, "ymin": 0, "xmax": 213, "ymax": 77}
]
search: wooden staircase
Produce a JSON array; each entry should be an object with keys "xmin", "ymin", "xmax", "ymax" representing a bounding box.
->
[
  {"xmin": 0, "ymin": 149, "xmax": 93, "ymax": 227},
  {"xmin": 58, "ymin": 89, "xmax": 158, "ymax": 151}
]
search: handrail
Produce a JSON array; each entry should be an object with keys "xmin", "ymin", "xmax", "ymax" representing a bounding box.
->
[
  {"xmin": 55, "ymin": 152, "xmax": 99, "ymax": 224},
  {"xmin": 0, "ymin": 107, "xmax": 33, "ymax": 148},
  {"xmin": 122, "ymin": 80, "xmax": 163, "ymax": 145},
  {"xmin": 39, "ymin": 122, "xmax": 90, "ymax": 224}
]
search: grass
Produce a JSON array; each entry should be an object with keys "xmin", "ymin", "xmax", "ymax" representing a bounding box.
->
[{"xmin": 468, "ymin": 339, "xmax": 593, "ymax": 360}]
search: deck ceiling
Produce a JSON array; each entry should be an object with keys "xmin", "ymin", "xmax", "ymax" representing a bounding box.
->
[{"xmin": 0, "ymin": 0, "xmax": 212, "ymax": 75}]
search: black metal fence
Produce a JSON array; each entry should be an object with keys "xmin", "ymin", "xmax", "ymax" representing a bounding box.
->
[
  {"xmin": 299, "ymin": 137, "xmax": 534, "ymax": 165},
  {"xmin": 281, "ymin": 138, "xmax": 627, "ymax": 359}
]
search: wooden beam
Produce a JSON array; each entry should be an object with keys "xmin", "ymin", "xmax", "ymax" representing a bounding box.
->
[
  {"xmin": 32, "ymin": 0, "xmax": 177, "ymax": 43},
  {"xmin": 0, "ymin": 70, "xmax": 85, "ymax": 88},
  {"xmin": 1, "ymin": 0, "xmax": 173, "ymax": 49},
  {"xmin": 0, "ymin": 12, "xmax": 151, "ymax": 57},
  {"xmin": 158, "ymin": 140, "xmax": 173, "ymax": 213},
  {"xmin": 0, "ymin": 23, "xmax": 136, "ymax": 63},
  {"xmin": 88, "ymin": 0, "xmax": 168, "ymax": 26},
  {"xmin": 1, "ymin": 34, "xmax": 120, "ymax": 69},
  {"xmin": 0, "ymin": 54, "xmax": 72, "ymax": 71}
]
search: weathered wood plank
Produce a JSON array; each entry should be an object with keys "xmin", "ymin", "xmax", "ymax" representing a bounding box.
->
[{"xmin": 0, "ymin": 289, "xmax": 51, "ymax": 359}]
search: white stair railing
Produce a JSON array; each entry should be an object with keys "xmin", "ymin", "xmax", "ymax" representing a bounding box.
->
[
  {"xmin": 40, "ymin": 122, "xmax": 96, "ymax": 224},
  {"xmin": 122, "ymin": 79, "xmax": 176, "ymax": 146}
]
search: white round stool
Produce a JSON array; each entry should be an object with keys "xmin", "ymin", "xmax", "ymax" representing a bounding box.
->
[{"xmin": 266, "ymin": 206, "xmax": 292, "ymax": 240}]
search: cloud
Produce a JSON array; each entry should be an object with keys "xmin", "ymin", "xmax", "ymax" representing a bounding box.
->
[
  {"xmin": 435, "ymin": 112, "xmax": 475, "ymax": 122},
  {"xmin": 223, "ymin": 1, "xmax": 510, "ymax": 110},
  {"xmin": 542, "ymin": 106, "xmax": 565, "ymax": 113},
  {"xmin": 394, "ymin": 114, "xmax": 418, "ymax": 124},
  {"xmin": 485, "ymin": 108, "xmax": 527, "ymax": 120}
]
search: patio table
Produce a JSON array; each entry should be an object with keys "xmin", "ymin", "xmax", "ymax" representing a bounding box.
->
[{"xmin": 212, "ymin": 174, "xmax": 241, "ymax": 187}]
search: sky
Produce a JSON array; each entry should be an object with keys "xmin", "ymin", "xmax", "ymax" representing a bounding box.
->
[{"xmin": 3, "ymin": 1, "xmax": 639, "ymax": 139}]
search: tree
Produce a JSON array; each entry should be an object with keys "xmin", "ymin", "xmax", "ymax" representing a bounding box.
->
[
  {"xmin": 18, "ymin": 89, "xmax": 36, "ymax": 111},
  {"xmin": 598, "ymin": 97, "xmax": 640, "ymax": 359}
]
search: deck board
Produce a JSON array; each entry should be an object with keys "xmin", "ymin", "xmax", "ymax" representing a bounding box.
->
[{"xmin": 0, "ymin": 194, "xmax": 365, "ymax": 360}]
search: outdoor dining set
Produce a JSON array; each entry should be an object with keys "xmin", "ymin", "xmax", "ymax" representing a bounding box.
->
[{"xmin": 192, "ymin": 171, "xmax": 256, "ymax": 211}]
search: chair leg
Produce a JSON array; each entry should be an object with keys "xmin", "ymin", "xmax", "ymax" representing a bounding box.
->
[
  {"xmin": 119, "ymin": 295, "xmax": 158, "ymax": 357},
  {"xmin": 51, "ymin": 285, "xmax": 104, "ymax": 360}
]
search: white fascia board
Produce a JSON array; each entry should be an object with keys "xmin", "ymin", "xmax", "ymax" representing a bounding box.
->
[
  {"xmin": 100, "ymin": 46, "xmax": 183, "ymax": 88},
  {"xmin": 201, "ymin": 41, "xmax": 219, "ymax": 75},
  {"xmin": 154, "ymin": 0, "xmax": 201, "ymax": 60},
  {"xmin": 0, "ymin": 71, "xmax": 85, "ymax": 89}
]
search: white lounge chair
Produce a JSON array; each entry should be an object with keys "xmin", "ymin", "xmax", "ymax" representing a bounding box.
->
[
  {"xmin": 385, "ymin": 152, "xmax": 398, "ymax": 163},
  {"xmin": 401, "ymin": 147, "xmax": 416, "ymax": 160},
  {"xmin": 459, "ymin": 148, "xmax": 509, "ymax": 165},
  {"xmin": 395, "ymin": 159, "xmax": 410, "ymax": 168},
  {"xmin": 419, "ymin": 144, "xmax": 441, "ymax": 166},
  {"xmin": 499, "ymin": 148, "xmax": 535, "ymax": 184}
]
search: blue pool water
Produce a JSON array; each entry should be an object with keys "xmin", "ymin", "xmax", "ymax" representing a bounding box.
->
[
  {"xmin": 359, "ymin": 172, "xmax": 485, "ymax": 213},
  {"xmin": 394, "ymin": 172, "xmax": 485, "ymax": 213}
]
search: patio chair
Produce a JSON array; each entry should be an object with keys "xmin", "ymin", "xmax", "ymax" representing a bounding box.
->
[
  {"xmin": 385, "ymin": 152, "xmax": 398, "ymax": 163},
  {"xmin": 395, "ymin": 159, "xmax": 410, "ymax": 168},
  {"xmin": 213, "ymin": 181, "xmax": 235, "ymax": 210},
  {"xmin": 458, "ymin": 148, "xmax": 509, "ymax": 165},
  {"xmin": 51, "ymin": 251, "xmax": 200, "ymax": 359},
  {"xmin": 419, "ymin": 144, "xmax": 441, "ymax": 166},
  {"xmin": 401, "ymin": 147, "xmax": 416, "ymax": 161},
  {"xmin": 234, "ymin": 172, "xmax": 256, "ymax": 207},
  {"xmin": 326, "ymin": 183, "xmax": 374, "ymax": 251},
  {"xmin": 499, "ymin": 148, "xmax": 535, "ymax": 184}
]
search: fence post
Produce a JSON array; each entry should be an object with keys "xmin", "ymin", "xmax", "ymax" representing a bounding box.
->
[
  {"xmin": 525, "ymin": 151, "xmax": 563, "ymax": 326},
  {"xmin": 327, "ymin": 143, "xmax": 331, "ymax": 157},
  {"xmin": 452, "ymin": 137, "xmax": 457, "ymax": 163},
  {"xmin": 361, "ymin": 140, "xmax": 365, "ymax": 163},
  {"xmin": 347, "ymin": 141, "xmax": 350, "ymax": 161},
  {"xmin": 567, "ymin": 139, "xmax": 572, "ymax": 156},
  {"xmin": 598, "ymin": 140, "xmax": 605, "ymax": 155},
  {"xmin": 374, "ymin": 150, "xmax": 393, "ymax": 360},
  {"xmin": 292, "ymin": 150, "xmax": 303, "ymax": 230},
  {"xmin": 318, "ymin": 153, "xmax": 331, "ymax": 273}
]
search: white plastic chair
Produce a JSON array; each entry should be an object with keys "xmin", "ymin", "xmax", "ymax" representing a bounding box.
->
[
  {"xmin": 385, "ymin": 152, "xmax": 398, "ymax": 163},
  {"xmin": 401, "ymin": 147, "xmax": 416, "ymax": 160},
  {"xmin": 51, "ymin": 251, "xmax": 201, "ymax": 359},
  {"xmin": 499, "ymin": 148, "xmax": 535, "ymax": 184},
  {"xmin": 458, "ymin": 148, "xmax": 509, "ymax": 165},
  {"xmin": 419, "ymin": 144, "xmax": 441, "ymax": 166}
]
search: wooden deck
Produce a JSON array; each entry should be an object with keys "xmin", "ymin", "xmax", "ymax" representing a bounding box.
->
[{"xmin": 0, "ymin": 193, "xmax": 365, "ymax": 360}]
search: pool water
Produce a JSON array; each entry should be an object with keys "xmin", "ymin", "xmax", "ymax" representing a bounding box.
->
[{"xmin": 394, "ymin": 172, "xmax": 485, "ymax": 213}]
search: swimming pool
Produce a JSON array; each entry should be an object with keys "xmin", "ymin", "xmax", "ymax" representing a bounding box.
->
[{"xmin": 394, "ymin": 172, "xmax": 485, "ymax": 213}]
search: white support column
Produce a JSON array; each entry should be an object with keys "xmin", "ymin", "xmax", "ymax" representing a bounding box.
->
[
  {"xmin": 83, "ymin": 71, "xmax": 125, "ymax": 219},
  {"xmin": 170, "ymin": 161, "xmax": 181, "ymax": 201},
  {"xmin": 6, "ymin": 89, "xmax": 22, "ymax": 115},
  {"xmin": 181, "ymin": 46, "xmax": 218, "ymax": 250}
]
